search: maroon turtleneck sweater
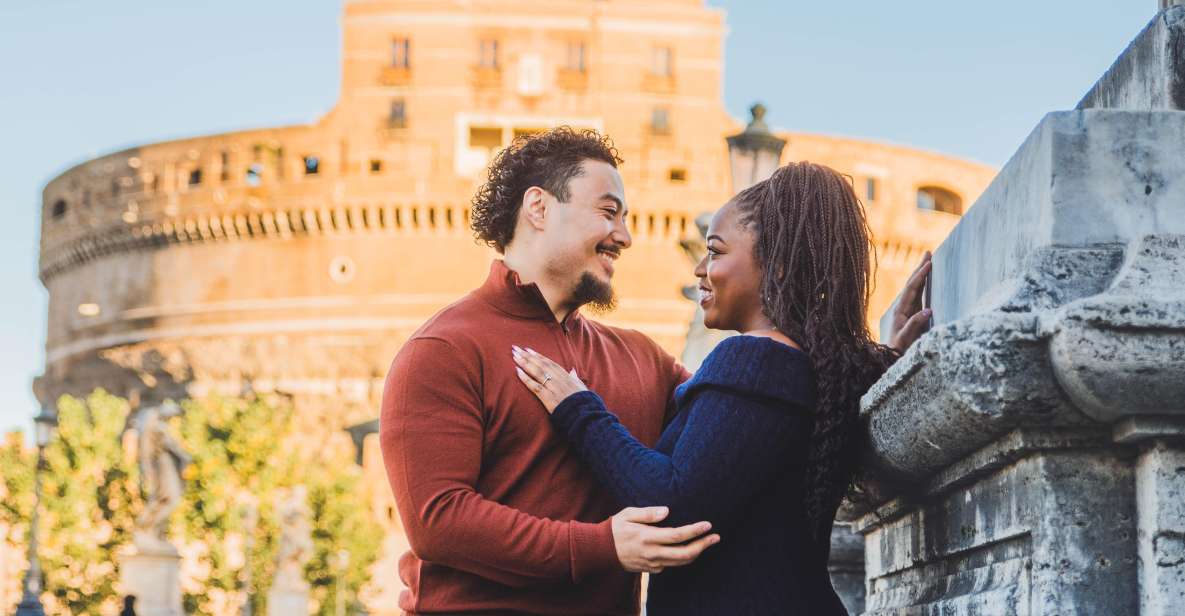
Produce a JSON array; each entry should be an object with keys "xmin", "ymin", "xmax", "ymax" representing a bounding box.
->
[{"xmin": 381, "ymin": 260, "xmax": 690, "ymax": 615}]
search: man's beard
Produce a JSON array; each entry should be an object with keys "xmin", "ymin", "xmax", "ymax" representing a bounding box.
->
[{"xmin": 571, "ymin": 271, "xmax": 617, "ymax": 315}]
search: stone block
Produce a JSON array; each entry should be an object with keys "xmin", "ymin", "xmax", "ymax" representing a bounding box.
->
[
  {"xmin": 858, "ymin": 442, "xmax": 1139, "ymax": 615},
  {"xmin": 118, "ymin": 549, "xmax": 183, "ymax": 616},
  {"xmin": 1136, "ymin": 443, "xmax": 1185, "ymax": 614},
  {"xmin": 1078, "ymin": 6, "xmax": 1185, "ymax": 111},
  {"xmin": 881, "ymin": 109, "xmax": 1185, "ymax": 336}
]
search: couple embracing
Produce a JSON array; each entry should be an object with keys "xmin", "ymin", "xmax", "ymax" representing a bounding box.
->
[{"xmin": 380, "ymin": 128, "xmax": 931, "ymax": 615}]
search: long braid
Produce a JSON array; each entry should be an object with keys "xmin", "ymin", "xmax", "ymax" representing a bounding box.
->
[{"xmin": 735, "ymin": 162, "xmax": 898, "ymax": 547}]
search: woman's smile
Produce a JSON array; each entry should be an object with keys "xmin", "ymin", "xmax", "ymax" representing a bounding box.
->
[{"xmin": 698, "ymin": 284, "xmax": 714, "ymax": 307}]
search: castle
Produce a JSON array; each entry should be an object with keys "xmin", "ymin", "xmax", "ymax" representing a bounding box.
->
[{"xmin": 36, "ymin": 1, "xmax": 994, "ymax": 612}]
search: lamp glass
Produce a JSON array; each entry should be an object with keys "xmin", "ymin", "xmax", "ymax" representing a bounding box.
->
[{"xmin": 33, "ymin": 412, "xmax": 56, "ymax": 448}]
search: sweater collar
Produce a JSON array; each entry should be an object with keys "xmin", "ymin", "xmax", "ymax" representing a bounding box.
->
[
  {"xmin": 675, "ymin": 335, "xmax": 816, "ymax": 409},
  {"xmin": 476, "ymin": 260, "xmax": 582, "ymax": 325}
]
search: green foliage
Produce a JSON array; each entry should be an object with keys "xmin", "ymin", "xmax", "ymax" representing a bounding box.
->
[
  {"xmin": 177, "ymin": 395, "xmax": 383, "ymax": 615},
  {"xmin": 0, "ymin": 391, "xmax": 383, "ymax": 616},
  {"xmin": 16, "ymin": 391, "xmax": 139, "ymax": 615}
]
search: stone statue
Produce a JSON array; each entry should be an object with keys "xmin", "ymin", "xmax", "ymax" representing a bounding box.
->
[
  {"xmin": 268, "ymin": 485, "xmax": 312, "ymax": 615},
  {"xmin": 128, "ymin": 401, "xmax": 190, "ymax": 554}
]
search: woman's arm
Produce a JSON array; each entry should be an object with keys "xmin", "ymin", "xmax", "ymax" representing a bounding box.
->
[{"xmin": 551, "ymin": 388, "xmax": 810, "ymax": 530}]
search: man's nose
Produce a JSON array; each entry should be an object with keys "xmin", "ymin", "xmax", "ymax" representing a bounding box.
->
[{"xmin": 612, "ymin": 218, "xmax": 632, "ymax": 249}]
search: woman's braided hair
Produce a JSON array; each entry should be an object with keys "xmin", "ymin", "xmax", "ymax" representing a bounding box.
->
[{"xmin": 733, "ymin": 161, "xmax": 898, "ymax": 546}]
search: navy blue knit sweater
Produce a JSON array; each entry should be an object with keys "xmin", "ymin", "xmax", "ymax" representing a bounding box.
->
[{"xmin": 551, "ymin": 335, "xmax": 848, "ymax": 615}]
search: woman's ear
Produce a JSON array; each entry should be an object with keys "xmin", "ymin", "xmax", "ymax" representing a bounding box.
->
[{"xmin": 521, "ymin": 186, "xmax": 548, "ymax": 231}]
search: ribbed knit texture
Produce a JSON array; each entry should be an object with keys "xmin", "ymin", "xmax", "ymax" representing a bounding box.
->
[{"xmin": 552, "ymin": 335, "xmax": 849, "ymax": 615}]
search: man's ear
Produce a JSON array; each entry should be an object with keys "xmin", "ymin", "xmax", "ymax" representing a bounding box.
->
[{"xmin": 522, "ymin": 186, "xmax": 548, "ymax": 231}]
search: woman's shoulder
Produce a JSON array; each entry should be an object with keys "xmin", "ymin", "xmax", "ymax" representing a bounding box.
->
[{"xmin": 675, "ymin": 335, "xmax": 815, "ymax": 408}]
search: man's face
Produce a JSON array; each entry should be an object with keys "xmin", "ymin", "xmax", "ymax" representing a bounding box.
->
[{"xmin": 538, "ymin": 160, "xmax": 631, "ymax": 311}]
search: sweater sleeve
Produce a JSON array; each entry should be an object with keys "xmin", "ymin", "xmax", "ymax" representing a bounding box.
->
[
  {"xmin": 380, "ymin": 338, "xmax": 619, "ymax": 588},
  {"xmin": 551, "ymin": 386, "xmax": 810, "ymax": 530}
]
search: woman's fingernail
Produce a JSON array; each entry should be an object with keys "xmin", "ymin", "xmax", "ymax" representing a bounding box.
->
[
  {"xmin": 526, "ymin": 347, "xmax": 536, "ymax": 355},
  {"xmin": 923, "ymin": 309, "xmax": 933, "ymax": 316}
]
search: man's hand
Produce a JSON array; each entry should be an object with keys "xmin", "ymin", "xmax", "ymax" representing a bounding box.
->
[
  {"xmin": 886, "ymin": 252, "xmax": 934, "ymax": 354},
  {"xmin": 610, "ymin": 506, "xmax": 719, "ymax": 574}
]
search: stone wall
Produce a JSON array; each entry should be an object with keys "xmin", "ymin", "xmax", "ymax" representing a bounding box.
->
[{"xmin": 860, "ymin": 7, "xmax": 1185, "ymax": 615}]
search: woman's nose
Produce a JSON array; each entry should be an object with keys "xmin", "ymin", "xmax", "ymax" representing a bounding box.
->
[{"xmin": 693, "ymin": 254, "xmax": 707, "ymax": 278}]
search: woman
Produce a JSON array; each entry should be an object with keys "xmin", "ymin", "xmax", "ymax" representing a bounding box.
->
[{"xmin": 513, "ymin": 161, "xmax": 932, "ymax": 614}]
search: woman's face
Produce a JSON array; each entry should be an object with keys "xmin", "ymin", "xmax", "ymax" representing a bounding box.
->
[{"xmin": 694, "ymin": 201, "xmax": 766, "ymax": 332}]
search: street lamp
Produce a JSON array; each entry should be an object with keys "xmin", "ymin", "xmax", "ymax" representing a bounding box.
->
[
  {"xmin": 333, "ymin": 549, "xmax": 350, "ymax": 616},
  {"xmin": 15, "ymin": 408, "xmax": 58, "ymax": 616},
  {"xmin": 725, "ymin": 103, "xmax": 787, "ymax": 193}
]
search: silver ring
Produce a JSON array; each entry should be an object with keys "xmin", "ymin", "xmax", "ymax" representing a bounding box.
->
[{"xmin": 541, "ymin": 373, "xmax": 553, "ymax": 387}]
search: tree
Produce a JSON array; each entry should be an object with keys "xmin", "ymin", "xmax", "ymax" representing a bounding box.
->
[
  {"xmin": 0, "ymin": 391, "xmax": 140, "ymax": 614},
  {"xmin": 0, "ymin": 391, "xmax": 383, "ymax": 616},
  {"xmin": 176, "ymin": 394, "xmax": 383, "ymax": 615}
]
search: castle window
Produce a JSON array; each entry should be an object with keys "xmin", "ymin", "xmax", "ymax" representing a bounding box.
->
[
  {"xmin": 917, "ymin": 186, "xmax": 963, "ymax": 215},
  {"xmin": 391, "ymin": 38, "xmax": 410, "ymax": 69},
  {"xmin": 469, "ymin": 126, "xmax": 503, "ymax": 150},
  {"xmin": 388, "ymin": 99, "xmax": 407, "ymax": 129},
  {"xmin": 566, "ymin": 41, "xmax": 586, "ymax": 72},
  {"xmin": 866, "ymin": 177, "xmax": 877, "ymax": 202},
  {"xmin": 478, "ymin": 39, "xmax": 499, "ymax": 69},
  {"xmin": 369, "ymin": 159, "xmax": 383, "ymax": 174},
  {"xmin": 652, "ymin": 46, "xmax": 673, "ymax": 77},
  {"xmin": 51, "ymin": 199, "xmax": 67, "ymax": 220},
  {"xmin": 669, "ymin": 168, "xmax": 687, "ymax": 183},
  {"xmin": 246, "ymin": 163, "xmax": 264, "ymax": 187},
  {"xmin": 329, "ymin": 255, "xmax": 356, "ymax": 284},
  {"xmin": 513, "ymin": 127, "xmax": 545, "ymax": 140},
  {"xmin": 111, "ymin": 179, "xmax": 120, "ymax": 197},
  {"xmin": 650, "ymin": 108, "xmax": 671, "ymax": 135},
  {"xmin": 304, "ymin": 156, "xmax": 320, "ymax": 176},
  {"xmin": 219, "ymin": 151, "xmax": 230, "ymax": 182},
  {"xmin": 188, "ymin": 168, "xmax": 203, "ymax": 186}
]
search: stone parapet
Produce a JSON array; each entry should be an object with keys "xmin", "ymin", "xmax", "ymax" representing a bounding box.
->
[
  {"xmin": 860, "ymin": 105, "xmax": 1185, "ymax": 612},
  {"xmin": 1078, "ymin": 6, "xmax": 1185, "ymax": 111}
]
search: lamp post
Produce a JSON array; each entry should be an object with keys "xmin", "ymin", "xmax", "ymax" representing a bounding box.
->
[
  {"xmin": 333, "ymin": 549, "xmax": 350, "ymax": 616},
  {"xmin": 239, "ymin": 493, "xmax": 259, "ymax": 616},
  {"xmin": 725, "ymin": 103, "xmax": 787, "ymax": 194},
  {"xmin": 15, "ymin": 408, "xmax": 58, "ymax": 616}
]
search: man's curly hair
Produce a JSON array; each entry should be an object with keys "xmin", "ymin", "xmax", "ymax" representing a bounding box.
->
[{"xmin": 470, "ymin": 127, "xmax": 623, "ymax": 252}]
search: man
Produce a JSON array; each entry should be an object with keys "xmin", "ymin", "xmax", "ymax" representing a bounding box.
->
[
  {"xmin": 380, "ymin": 128, "xmax": 715, "ymax": 615},
  {"xmin": 381, "ymin": 128, "xmax": 933, "ymax": 615}
]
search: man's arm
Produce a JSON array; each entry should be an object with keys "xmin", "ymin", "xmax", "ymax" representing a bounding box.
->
[{"xmin": 381, "ymin": 337, "xmax": 714, "ymax": 585}]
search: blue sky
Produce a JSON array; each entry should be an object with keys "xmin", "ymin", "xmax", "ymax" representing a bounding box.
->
[{"xmin": 0, "ymin": 1, "xmax": 1157, "ymax": 434}]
